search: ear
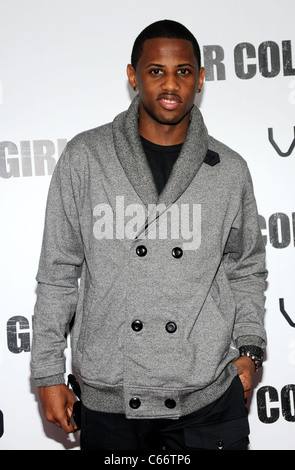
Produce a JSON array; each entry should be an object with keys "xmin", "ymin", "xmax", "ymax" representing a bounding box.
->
[
  {"xmin": 127, "ymin": 64, "xmax": 137, "ymax": 91},
  {"xmin": 196, "ymin": 67, "xmax": 205, "ymax": 93}
]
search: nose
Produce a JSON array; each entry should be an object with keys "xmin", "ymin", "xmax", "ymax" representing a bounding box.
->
[{"xmin": 162, "ymin": 72, "xmax": 180, "ymax": 91}]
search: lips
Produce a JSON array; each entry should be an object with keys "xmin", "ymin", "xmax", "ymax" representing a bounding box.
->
[{"xmin": 157, "ymin": 94, "xmax": 182, "ymax": 110}]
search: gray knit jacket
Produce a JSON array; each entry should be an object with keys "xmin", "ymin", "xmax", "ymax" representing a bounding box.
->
[{"xmin": 31, "ymin": 96, "xmax": 267, "ymax": 419}]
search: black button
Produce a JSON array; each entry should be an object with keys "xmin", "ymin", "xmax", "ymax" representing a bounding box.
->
[
  {"xmin": 165, "ymin": 399, "xmax": 176, "ymax": 409},
  {"xmin": 217, "ymin": 440, "xmax": 224, "ymax": 450},
  {"xmin": 136, "ymin": 245, "xmax": 147, "ymax": 257},
  {"xmin": 129, "ymin": 397, "xmax": 141, "ymax": 409},
  {"xmin": 131, "ymin": 320, "xmax": 143, "ymax": 332},
  {"xmin": 172, "ymin": 247, "xmax": 183, "ymax": 258},
  {"xmin": 166, "ymin": 322, "xmax": 177, "ymax": 333}
]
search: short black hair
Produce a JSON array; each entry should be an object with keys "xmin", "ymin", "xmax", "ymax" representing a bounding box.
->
[{"xmin": 131, "ymin": 19, "xmax": 201, "ymax": 70}]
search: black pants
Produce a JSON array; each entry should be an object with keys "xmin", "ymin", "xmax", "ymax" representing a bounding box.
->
[{"xmin": 80, "ymin": 376, "xmax": 250, "ymax": 451}]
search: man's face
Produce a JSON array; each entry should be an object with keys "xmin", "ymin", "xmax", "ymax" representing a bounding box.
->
[{"xmin": 127, "ymin": 37, "xmax": 204, "ymax": 128}]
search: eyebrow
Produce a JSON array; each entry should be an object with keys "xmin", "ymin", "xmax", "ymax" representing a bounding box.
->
[
  {"xmin": 177, "ymin": 63, "xmax": 195, "ymax": 68},
  {"xmin": 145, "ymin": 63, "xmax": 164, "ymax": 68},
  {"xmin": 145, "ymin": 62, "xmax": 195, "ymax": 69}
]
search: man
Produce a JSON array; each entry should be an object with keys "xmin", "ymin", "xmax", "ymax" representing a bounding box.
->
[{"xmin": 31, "ymin": 20, "xmax": 267, "ymax": 450}]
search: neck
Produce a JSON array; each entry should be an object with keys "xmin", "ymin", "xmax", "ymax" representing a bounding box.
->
[{"xmin": 138, "ymin": 110, "xmax": 190, "ymax": 146}]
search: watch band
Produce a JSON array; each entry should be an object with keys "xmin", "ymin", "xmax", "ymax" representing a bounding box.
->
[{"xmin": 239, "ymin": 345, "xmax": 264, "ymax": 372}]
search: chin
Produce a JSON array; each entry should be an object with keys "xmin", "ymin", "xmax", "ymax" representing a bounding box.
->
[
  {"xmin": 141, "ymin": 102, "xmax": 191, "ymax": 127},
  {"xmin": 150, "ymin": 109, "xmax": 186, "ymax": 125},
  {"xmin": 156, "ymin": 114, "xmax": 188, "ymax": 126}
]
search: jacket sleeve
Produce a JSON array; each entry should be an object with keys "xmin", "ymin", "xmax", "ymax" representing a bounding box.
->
[
  {"xmin": 223, "ymin": 165, "xmax": 267, "ymax": 350},
  {"xmin": 31, "ymin": 147, "xmax": 84, "ymax": 381}
]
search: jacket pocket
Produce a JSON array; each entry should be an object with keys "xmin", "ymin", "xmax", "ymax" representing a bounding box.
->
[
  {"xmin": 77, "ymin": 299, "xmax": 125, "ymax": 386},
  {"xmin": 182, "ymin": 291, "xmax": 234, "ymax": 388}
]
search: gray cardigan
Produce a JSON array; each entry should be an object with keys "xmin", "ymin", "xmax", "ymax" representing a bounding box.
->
[{"xmin": 31, "ymin": 96, "xmax": 267, "ymax": 419}]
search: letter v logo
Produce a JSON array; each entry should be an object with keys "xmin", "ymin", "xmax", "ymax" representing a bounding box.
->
[
  {"xmin": 268, "ymin": 127, "xmax": 295, "ymax": 156},
  {"xmin": 279, "ymin": 298, "xmax": 295, "ymax": 327}
]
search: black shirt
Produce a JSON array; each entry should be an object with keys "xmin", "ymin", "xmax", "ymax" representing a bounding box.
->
[{"xmin": 140, "ymin": 135, "xmax": 183, "ymax": 195}]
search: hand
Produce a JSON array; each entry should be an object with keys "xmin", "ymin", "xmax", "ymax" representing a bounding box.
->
[
  {"xmin": 233, "ymin": 356, "xmax": 255, "ymax": 399},
  {"xmin": 38, "ymin": 384, "xmax": 76, "ymax": 433}
]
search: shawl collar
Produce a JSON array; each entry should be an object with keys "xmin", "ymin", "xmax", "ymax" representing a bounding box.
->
[{"xmin": 112, "ymin": 95, "xmax": 209, "ymax": 208}]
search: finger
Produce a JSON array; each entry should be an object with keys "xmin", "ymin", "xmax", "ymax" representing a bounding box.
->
[
  {"xmin": 49, "ymin": 407, "xmax": 74, "ymax": 433},
  {"xmin": 59, "ymin": 412, "xmax": 76, "ymax": 434}
]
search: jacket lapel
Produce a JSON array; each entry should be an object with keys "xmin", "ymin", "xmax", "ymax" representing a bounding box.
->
[
  {"xmin": 157, "ymin": 105, "xmax": 208, "ymax": 207},
  {"xmin": 112, "ymin": 96, "xmax": 209, "ymax": 211},
  {"xmin": 112, "ymin": 97, "xmax": 159, "ymax": 207}
]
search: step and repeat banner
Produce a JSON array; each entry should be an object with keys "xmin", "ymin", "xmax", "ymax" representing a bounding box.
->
[{"xmin": 0, "ymin": 0, "xmax": 294, "ymax": 450}]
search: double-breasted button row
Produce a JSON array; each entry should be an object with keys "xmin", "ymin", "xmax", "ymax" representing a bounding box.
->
[
  {"xmin": 136, "ymin": 245, "xmax": 147, "ymax": 257},
  {"xmin": 129, "ymin": 397, "xmax": 176, "ymax": 410},
  {"xmin": 171, "ymin": 247, "xmax": 183, "ymax": 258},
  {"xmin": 136, "ymin": 245, "xmax": 183, "ymax": 258},
  {"xmin": 165, "ymin": 321, "xmax": 177, "ymax": 333},
  {"xmin": 131, "ymin": 320, "xmax": 177, "ymax": 333},
  {"xmin": 131, "ymin": 320, "xmax": 143, "ymax": 331}
]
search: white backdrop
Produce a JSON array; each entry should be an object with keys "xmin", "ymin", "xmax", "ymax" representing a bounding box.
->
[{"xmin": 0, "ymin": 0, "xmax": 294, "ymax": 450}]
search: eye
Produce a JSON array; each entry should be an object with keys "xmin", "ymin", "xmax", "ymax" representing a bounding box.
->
[
  {"xmin": 149, "ymin": 68, "xmax": 163, "ymax": 76},
  {"xmin": 178, "ymin": 68, "xmax": 191, "ymax": 75}
]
